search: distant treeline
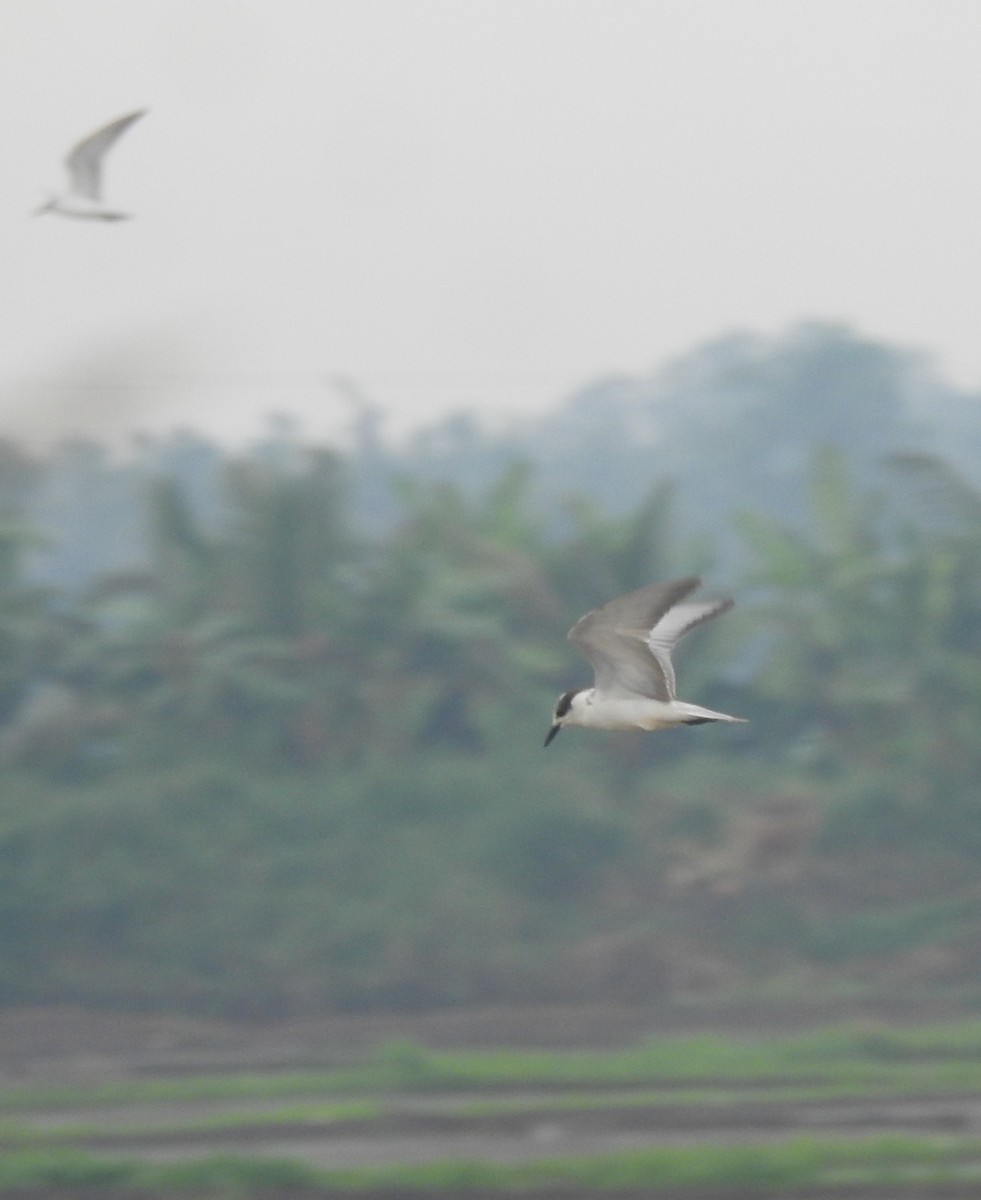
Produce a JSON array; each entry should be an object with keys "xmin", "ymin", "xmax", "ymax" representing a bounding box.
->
[
  {"xmin": 7, "ymin": 320, "xmax": 981, "ymax": 591},
  {"xmin": 0, "ymin": 322, "xmax": 980, "ymax": 1014}
]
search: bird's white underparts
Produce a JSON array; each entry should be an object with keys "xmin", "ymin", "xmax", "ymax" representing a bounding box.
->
[{"xmin": 545, "ymin": 576, "xmax": 745, "ymax": 746}]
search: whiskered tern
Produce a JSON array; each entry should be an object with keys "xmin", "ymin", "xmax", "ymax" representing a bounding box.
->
[
  {"xmin": 545, "ymin": 576, "xmax": 745, "ymax": 746},
  {"xmin": 35, "ymin": 110, "xmax": 147, "ymax": 220}
]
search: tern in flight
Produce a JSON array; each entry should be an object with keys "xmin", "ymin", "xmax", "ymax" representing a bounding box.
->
[
  {"xmin": 544, "ymin": 576, "xmax": 745, "ymax": 746},
  {"xmin": 35, "ymin": 110, "xmax": 147, "ymax": 220}
]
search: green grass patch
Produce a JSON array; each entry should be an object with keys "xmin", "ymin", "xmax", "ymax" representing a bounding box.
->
[
  {"xmin": 0, "ymin": 1099, "xmax": 383, "ymax": 1149},
  {"xmin": 1, "ymin": 1135, "xmax": 981, "ymax": 1195},
  {"xmin": 3, "ymin": 1018, "xmax": 981, "ymax": 1117}
]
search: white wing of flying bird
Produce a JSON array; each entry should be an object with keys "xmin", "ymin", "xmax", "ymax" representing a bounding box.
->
[
  {"xmin": 36, "ymin": 110, "xmax": 148, "ymax": 220},
  {"xmin": 545, "ymin": 576, "xmax": 744, "ymax": 746},
  {"xmin": 568, "ymin": 576, "xmax": 702, "ymax": 701},
  {"xmin": 644, "ymin": 595, "xmax": 735, "ymax": 701}
]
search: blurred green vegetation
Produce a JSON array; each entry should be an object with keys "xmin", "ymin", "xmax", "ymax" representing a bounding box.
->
[
  {"xmin": 7, "ymin": 1020, "xmax": 981, "ymax": 1113},
  {"xmin": 1, "ymin": 423, "xmax": 981, "ymax": 1014},
  {"xmin": 1, "ymin": 1135, "xmax": 981, "ymax": 1196},
  {"xmin": 5, "ymin": 1022, "xmax": 981, "ymax": 1195}
]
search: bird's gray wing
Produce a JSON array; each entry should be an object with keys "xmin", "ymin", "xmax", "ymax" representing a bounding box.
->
[
  {"xmin": 568, "ymin": 577, "xmax": 701, "ymax": 701},
  {"xmin": 646, "ymin": 598, "xmax": 734, "ymax": 700},
  {"xmin": 65, "ymin": 110, "xmax": 147, "ymax": 200}
]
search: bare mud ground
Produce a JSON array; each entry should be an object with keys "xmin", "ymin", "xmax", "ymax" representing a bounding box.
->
[
  {"xmin": 1, "ymin": 1001, "xmax": 979, "ymax": 1199},
  {"xmin": 0, "ymin": 996, "xmax": 970, "ymax": 1080}
]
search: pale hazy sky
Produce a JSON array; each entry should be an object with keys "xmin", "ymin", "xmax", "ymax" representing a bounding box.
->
[{"xmin": 2, "ymin": 0, "xmax": 980, "ymax": 447}]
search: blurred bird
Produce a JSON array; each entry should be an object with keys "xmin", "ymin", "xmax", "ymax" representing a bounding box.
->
[
  {"xmin": 544, "ymin": 576, "xmax": 745, "ymax": 746},
  {"xmin": 35, "ymin": 110, "xmax": 147, "ymax": 220}
]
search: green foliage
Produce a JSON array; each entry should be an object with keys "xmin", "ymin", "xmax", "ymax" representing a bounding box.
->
[
  {"xmin": 2, "ymin": 432, "xmax": 981, "ymax": 1012},
  {"xmin": 371, "ymin": 1038, "xmax": 445, "ymax": 1089},
  {"xmin": 0, "ymin": 1150, "xmax": 135, "ymax": 1190},
  {"xmin": 3, "ymin": 1135, "xmax": 981, "ymax": 1195},
  {"xmin": 8, "ymin": 1017, "xmax": 981, "ymax": 1119},
  {"xmin": 487, "ymin": 806, "xmax": 626, "ymax": 901}
]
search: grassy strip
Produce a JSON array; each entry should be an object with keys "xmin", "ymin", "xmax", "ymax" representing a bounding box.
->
[
  {"xmin": 0, "ymin": 1135, "xmax": 980, "ymax": 1194},
  {"xmin": 1, "ymin": 1084, "xmax": 971, "ymax": 1150},
  {"xmin": 0, "ymin": 1099, "xmax": 383, "ymax": 1149},
  {"xmin": 3, "ymin": 1020, "xmax": 981, "ymax": 1115}
]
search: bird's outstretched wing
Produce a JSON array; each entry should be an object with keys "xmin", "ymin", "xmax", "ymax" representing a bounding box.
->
[
  {"xmin": 65, "ymin": 110, "xmax": 147, "ymax": 200},
  {"xmin": 568, "ymin": 576, "xmax": 701, "ymax": 701},
  {"xmin": 646, "ymin": 598, "xmax": 733, "ymax": 700}
]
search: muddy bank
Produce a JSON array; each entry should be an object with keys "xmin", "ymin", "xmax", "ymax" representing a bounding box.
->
[{"xmin": 0, "ymin": 998, "xmax": 971, "ymax": 1082}]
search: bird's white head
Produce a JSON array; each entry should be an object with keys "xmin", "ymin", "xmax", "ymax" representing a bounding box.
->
[{"xmin": 544, "ymin": 688, "xmax": 588, "ymax": 747}]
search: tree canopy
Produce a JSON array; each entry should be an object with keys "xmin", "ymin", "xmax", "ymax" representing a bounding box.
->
[{"xmin": 2, "ymin": 324, "xmax": 981, "ymax": 1014}]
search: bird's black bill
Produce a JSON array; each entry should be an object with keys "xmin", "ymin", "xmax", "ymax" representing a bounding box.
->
[{"xmin": 544, "ymin": 724, "xmax": 561, "ymax": 748}]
